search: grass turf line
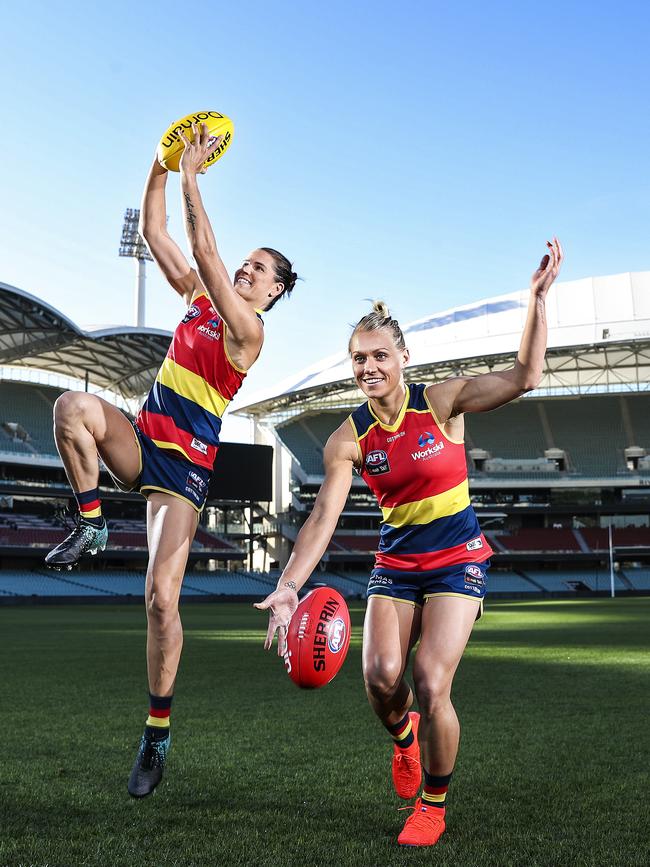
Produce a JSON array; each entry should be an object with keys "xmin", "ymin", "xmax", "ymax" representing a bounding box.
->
[{"xmin": 1, "ymin": 598, "xmax": 649, "ymax": 866}]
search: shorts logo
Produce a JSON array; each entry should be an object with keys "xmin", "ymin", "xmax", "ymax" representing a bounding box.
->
[
  {"xmin": 368, "ymin": 574, "xmax": 393, "ymax": 588},
  {"xmin": 464, "ymin": 564, "xmax": 485, "ymax": 588},
  {"xmin": 466, "ymin": 536, "xmax": 483, "ymax": 551},
  {"xmin": 466, "ymin": 564, "xmax": 483, "ymax": 579},
  {"xmin": 191, "ymin": 437, "xmax": 208, "ymax": 455},
  {"xmin": 186, "ymin": 470, "xmax": 207, "ymax": 496},
  {"xmin": 328, "ymin": 618, "xmax": 346, "ymax": 653},
  {"xmin": 366, "ymin": 449, "xmax": 390, "ymax": 475},
  {"xmin": 182, "ymin": 304, "xmax": 201, "ymax": 323},
  {"xmin": 418, "ymin": 431, "xmax": 435, "ymax": 448}
]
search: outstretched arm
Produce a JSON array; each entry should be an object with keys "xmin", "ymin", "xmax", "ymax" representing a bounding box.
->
[
  {"xmin": 178, "ymin": 124, "xmax": 263, "ymax": 358},
  {"xmin": 254, "ymin": 425, "xmax": 357, "ymax": 655},
  {"xmin": 139, "ymin": 157, "xmax": 201, "ymax": 305},
  {"xmin": 429, "ymin": 238, "xmax": 563, "ymax": 420}
]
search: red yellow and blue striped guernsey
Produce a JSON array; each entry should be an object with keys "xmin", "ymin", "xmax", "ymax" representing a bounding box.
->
[
  {"xmin": 349, "ymin": 383, "xmax": 492, "ymax": 573},
  {"xmin": 136, "ymin": 293, "xmax": 252, "ymax": 470}
]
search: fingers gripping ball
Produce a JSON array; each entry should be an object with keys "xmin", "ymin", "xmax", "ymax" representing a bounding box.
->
[
  {"xmin": 157, "ymin": 110, "xmax": 234, "ymax": 172},
  {"xmin": 284, "ymin": 587, "xmax": 351, "ymax": 689}
]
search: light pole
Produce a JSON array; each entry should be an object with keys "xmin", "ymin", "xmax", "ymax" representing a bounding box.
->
[{"xmin": 119, "ymin": 208, "xmax": 153, "ymax": 327}]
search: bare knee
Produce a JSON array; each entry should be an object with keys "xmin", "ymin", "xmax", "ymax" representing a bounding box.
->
[
  {"xmin": 146, "ymin": 583, "xmax": 180, "ymax": 631},
  {"xmin": 363, "ymin": 655, "xmax": 404, "ymax": 703},
  {"xmin": 414, "ymin": 671, "xmax": 452, "ymax": 718},
  {"xmin": 54, "ymin": 391, "xmax": 99, "ymax": 435}
]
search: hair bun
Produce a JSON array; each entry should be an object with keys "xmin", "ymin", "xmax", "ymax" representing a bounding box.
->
[{"xmin": 373, "ymin": 300, "xmax": 390, "ymax": 319}]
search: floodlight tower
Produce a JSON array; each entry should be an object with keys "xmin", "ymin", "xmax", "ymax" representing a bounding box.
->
[{"xmin": 119, "ymin": 208, "xmax": 153, "ymax": 327}]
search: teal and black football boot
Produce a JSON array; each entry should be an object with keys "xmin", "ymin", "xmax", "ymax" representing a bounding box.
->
[
  {"xmin": 45, "ymin": 518, "xmax": 108, "ymax": 570},
  {"xmin": 127, "ymin": 730, "xmax": 171, "ymax": 798}
]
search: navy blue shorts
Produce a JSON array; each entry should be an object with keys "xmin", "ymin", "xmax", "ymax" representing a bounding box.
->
[
  {"xmin": 108, "ymin": 424, "xmax": 212, "ymax": 513},
  {"xmin": 366, "ymin": 560, "xmax": 490, "ymax": 612}
]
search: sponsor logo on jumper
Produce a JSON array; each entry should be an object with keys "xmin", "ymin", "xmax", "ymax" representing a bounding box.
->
[
  {"xmin": 197, "ymin": 318, "xmax": 222, "ymax": 340},
  {"xmin": 328, "ymin": 618, "xmax": 346, "ymax": 653},
  {"xmin": 190, "ymin": 437, "xmax": 209, "ymax": 455},
  {"xmin": 418, "ymin": 431, "xmax": 436, "ymax": 448},
  {"xmin": 386, "ymin": 430, "xmax": 405, "ymax": 443},
  {"xmin": 366, "ymin": 449, "xmax": 390, "ymax": 475},
  {"xmin": 313, "ymin": 597, "xmax": 339, "ymax": 672},
  {"xmin": 411, "ymin": 441, "xmax": 445, "ymax": 460},
  {"xmin": 182, "ymin": 304, "xmax": 201, "ymax": 323},
  {"xmin": 466, "ymin": 537, "xmax": 483, "ymax": 552}
]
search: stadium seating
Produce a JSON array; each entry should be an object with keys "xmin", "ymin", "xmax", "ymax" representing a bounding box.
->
[
  {"xmin": 621, "ymin": 568, "xmax": 650, "ymax": 590},
  {"xmin": 521, "ymin": 568, "xmax": 627, "ymax": 593},
  {"xmin": 306, "ymin": 571, "xmax": 368, "ymax": 597},
  {"xmin": 487, "ymin": 571, "xmax": 539, "ymax": 593},
  {"xmin": 0, "ymin": 382, "xmax": 62, "ymax": 457},
  {"xmin": 496, "ymin": 529, "xmax": 582, "ymax": 553}
]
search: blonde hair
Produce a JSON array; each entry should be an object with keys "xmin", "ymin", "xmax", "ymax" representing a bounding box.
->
[{"xmin": 348, "ymin": 300, "xmax": 406, "ymax": 353}]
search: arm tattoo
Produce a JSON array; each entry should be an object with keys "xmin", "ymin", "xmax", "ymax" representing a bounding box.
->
[
  {"xmin": 184, "ymin": 192, "xmax": 197, "ymax": 233},
  {"xmin": 283, "ymin": 580, "xmax": 298, "ymax": 592}
]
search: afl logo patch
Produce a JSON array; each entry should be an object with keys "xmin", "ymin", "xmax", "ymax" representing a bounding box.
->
[
  {"xmin": 328, "ymin": 618, "xmax": 346, "ymax": 653},
  {"xmin": 182, "ymin": 304, "xmax": 201, "ymax": 323},
  {"xmin": 366, "ymin": 449, "xmax": 390, "ymax": 475}
]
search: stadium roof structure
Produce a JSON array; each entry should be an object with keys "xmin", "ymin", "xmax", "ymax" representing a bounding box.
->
[
  {"xmin": 0, "ymin": 281, "xmax": 172, "ymax": 399},
  {"xmin": 237, "ymin": 271, "xmax": 650, "ymax": 422}
]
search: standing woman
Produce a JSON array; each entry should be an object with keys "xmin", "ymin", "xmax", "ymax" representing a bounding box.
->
[
  {"xmin": 45, "ymin": 124, "xmax": 298, "ymax": 797},
  {"xmin": 256, "ymin": 239, "xmax": 562, "ymax": 846}
]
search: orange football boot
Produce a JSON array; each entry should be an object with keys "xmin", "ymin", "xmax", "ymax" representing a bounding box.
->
[
  {"xmin": 397, "ymin": 798, "xmax": 446, "ymax": 847},
  {"xmin": 391, "ymin": 711, "xmax": 421, "ymax": 799}
]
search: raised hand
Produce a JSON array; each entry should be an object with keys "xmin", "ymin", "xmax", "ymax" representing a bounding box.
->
[
  {"xmin": 531, "ymin": 237, "xmax": 563, "ymax": 298},
  {"xmin": 178, "ymin": 123, "xmax": 223, "ymax": 175}
]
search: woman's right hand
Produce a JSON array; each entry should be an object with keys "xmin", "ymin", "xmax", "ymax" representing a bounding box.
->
[{"xmin": 254, "ymin": 586, "xmax": 299, "ymax": 655}]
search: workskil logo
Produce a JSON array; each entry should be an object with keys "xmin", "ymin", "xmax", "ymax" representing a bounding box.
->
[
  {"xmin": 418, "ymin": 431, "xmax": 436, "ymax": 448},
  {"xmin": 411, "ymin": 440, "xmax": 445, "ymax": 461}
]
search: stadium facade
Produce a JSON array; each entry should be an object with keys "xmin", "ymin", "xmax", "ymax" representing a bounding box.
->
[{"xmin": 1, "ymin": 272, "xmax": 649, "ymax": 599}]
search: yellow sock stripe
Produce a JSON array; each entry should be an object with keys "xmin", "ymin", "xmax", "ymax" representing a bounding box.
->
[
  {"xmin": 381, "ymin": 479, "xmax": 470, "ymax": 528},
  {"xmin": 80, "ymin": 506, "xmax": 102, "ymax": 519},
  {"xmin": 422, "ymin": 791, "xmax": 447, "ymax": 804},
  {"xmin": 393, "ymin": 719, "xmax": 413, "ymax": 742},
  {"xmin": 146, "ymin": 715, "xmax": 170, "ymax": 728}
]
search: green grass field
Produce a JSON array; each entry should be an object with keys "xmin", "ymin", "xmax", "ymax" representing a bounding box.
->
[{"xmin": 2, "ymin": 598, "xmax": 649, "ymax": 867}]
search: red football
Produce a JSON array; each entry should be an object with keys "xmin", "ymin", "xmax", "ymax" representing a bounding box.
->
[{"xmin": 283, "ymin": 586, "xmax": 351, "ymax": 689}]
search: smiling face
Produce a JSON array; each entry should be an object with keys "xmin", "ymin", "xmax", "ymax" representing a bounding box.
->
[
  {"xmin": 233, "ymin": 249, "xmax": 284, "ymax": 309},
  {"xmin": 350, "ymin": 327, "xmax": 410, "ymax": 400}
]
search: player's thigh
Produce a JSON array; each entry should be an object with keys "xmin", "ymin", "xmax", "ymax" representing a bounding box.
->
[
  {"xmin": 413, "ymin": 596, "xmax": 481, "ymax": 690},
  {"xmin": 58, "ymin": 392, "xmax": 141, "ymax": 486},
  {"xmin": 363, "ymin": 595, "xmax": 421, "ymax": 685},
  {"xmin": 145, "ymin": 493, "xmax": 198, "ymax": 602}
]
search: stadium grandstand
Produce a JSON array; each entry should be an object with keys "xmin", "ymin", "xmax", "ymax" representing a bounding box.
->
[
  {"xmin": 0, "ymin": 280, "xmax": 275, "ymax": 602},
  {"xmin": 235, "ymin": 270, "xmax": 650, "ymax": 598},
  {"xmin": 2, "ymin": 271, "xmax": 650, "ymax": 601}
]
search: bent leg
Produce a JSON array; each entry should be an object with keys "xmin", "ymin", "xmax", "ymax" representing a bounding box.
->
[
  {"xmin": 54, "ymin": 391, "xmax": 141, "ymax": 492},
  {"xmin": 144, "ymin": 493, "xmax": 198, "ymax": 696},
  {"xmin": 362, "ymin": 596, "xmax": 421, "ymax": 725},
  {"xmin": 413, "ymin": 596, "xmax": 480, "ymax": 775}
]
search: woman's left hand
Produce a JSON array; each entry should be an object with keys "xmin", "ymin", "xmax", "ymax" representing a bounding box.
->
[
  {"xmin": 531, "ymin": 237, "xmax": 563, "ymax": 298},
  {"xmin": 178, "ymin": 123, "xmax": 223, "ymax": 175}
]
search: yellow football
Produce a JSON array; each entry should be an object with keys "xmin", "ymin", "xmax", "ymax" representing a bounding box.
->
[{"xmin": 157, "ymin": 110, "xmax": 234, "ymax": 172}]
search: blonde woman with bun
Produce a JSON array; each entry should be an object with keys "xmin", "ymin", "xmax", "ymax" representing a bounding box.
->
[{"xmin": 256, "ymin": 239, "xmax": 563, "ymax": 847}]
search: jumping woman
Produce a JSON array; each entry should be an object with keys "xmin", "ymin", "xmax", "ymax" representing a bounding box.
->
[{"xmin": 46, "ymin": 124, "xmax": 298, "ymax": 798}]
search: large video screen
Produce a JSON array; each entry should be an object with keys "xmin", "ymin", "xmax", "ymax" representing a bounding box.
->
[{"xmin": 209, "ymin": 442, "xmax": 273, "ymax": 502}]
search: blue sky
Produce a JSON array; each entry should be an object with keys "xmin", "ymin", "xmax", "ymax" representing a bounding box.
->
[{"xmin": 1, "ymin": 0, "xmax": 649, "ymax": 416}]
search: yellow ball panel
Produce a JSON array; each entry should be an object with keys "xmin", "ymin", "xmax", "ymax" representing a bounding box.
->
[{"xmin": 157, "ymin": 111, "xmax": 234, "ymax": 172}]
